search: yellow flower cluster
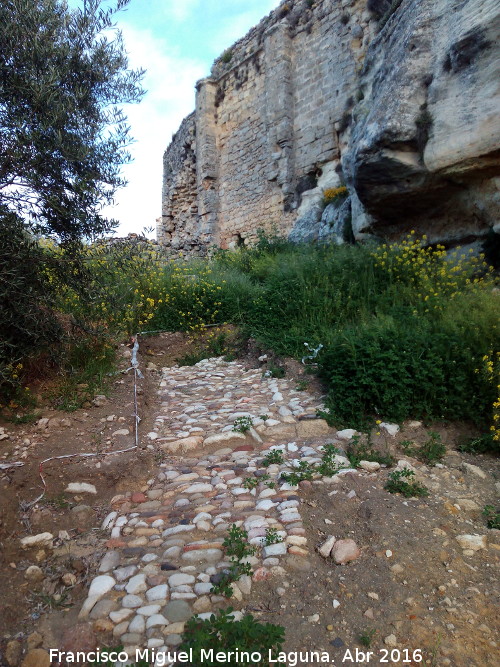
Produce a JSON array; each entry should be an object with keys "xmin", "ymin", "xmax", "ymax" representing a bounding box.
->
[
  {"xmin": 167, "ymin": 263, "xmax": 223, "ymax": 338},
  {"xmin": 482, "ymin": 352, "xmax": 500, "ymax": 441},
  {"xmin": 323, "ymin": 186, "xmax": 348, "ymax": 204},
  {"xmin": 371, "ymin": 232, "xmax": 494, "ymax": 313},
  {"xmin": 54, "ymin": 239, "xmax": 169, "ymax": 335}
]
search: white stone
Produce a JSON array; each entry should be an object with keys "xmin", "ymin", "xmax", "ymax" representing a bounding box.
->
[
  {"xmin": 319, "ymin": 536, "xmax": 336, "ymax": 558},
  {"xmin": 146, "ymin": 585, "xmax": 169, "ymax": 601},
  {"xmin": 168, "ymin": 573, "xmax": 195, "ymax": 587},
  {"xmin": 336, "ymin": 429, "xmax": 357, "ymax": 440},
  {"xmin": 122, "ymin": 594, "xmax": 144, "ymax": 608},
  {"xmin": 129, "ymin": 614, "xmax": 146, "ymax": 633},
  {"xmin": 126, "ymin": 574, "xmax": 147, "ymax": 595},
  {"xmin": 380, "ymin": 422, "xmax": 400, "ymax": 437},
  {"xmin": 162, "ymin": 525, "xmax": 195, "ymax": 538},
  {"xmin": 185, "ymin": 483, "xmax": 213, "ymax": 494},
  {"xmin": 462, "ymin": 462, "xmax": 487, "ymax": 479},
  {"xmin": 359, "ymin": 460, "xmax": 381, "ymax": 472},
  {"xmin": 146, "ymin": 614, "xmax": 169, "ymax": 629},
  {"xmin": 262, "ymin": 542, "xmax": 287, "ymax": 558},
  {"xmin": 102, "ymin": 511, "xmax": 118, "ymax": 530},
  {"xmin": 137, "ymin": 605, "xmax": 162, "ymax": 616},
  {"xmin": 109, "ymin": 608, "xmax": 134, "ymax": 623},
  {"xmin": 20, "ymin": 532, "xmax": 53, "ymax": 549},
  {"xmin": 456, "ymin": 535, "xmax": 487, "ymax": 551}
]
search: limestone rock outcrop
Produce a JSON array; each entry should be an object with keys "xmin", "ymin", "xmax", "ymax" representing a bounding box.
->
[{"xmin": 343, "ymin": 0, "xmax": 500, "ymax": 244}]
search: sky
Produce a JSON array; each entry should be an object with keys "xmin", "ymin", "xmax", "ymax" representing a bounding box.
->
[{"xmin": 79, "ymin": 0, "xmax": 281, "ymax": 237}]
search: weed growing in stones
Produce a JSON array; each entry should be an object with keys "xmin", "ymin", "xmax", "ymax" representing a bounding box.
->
[
  {"xmin": 399, "ymin": 432, "xmax": 446, "ymax": 465},
  {"xmin": 281, "ymin": 460, "xmax": 315, "ymax": 485},
  {"xmin": 232, "ymin": 416, "xmax": 253, "ymax": 433},
  {"xmin": 264, "ymin": 527, "xmax": 283, "ymax": 546},
  {"xmin": 223, "ymin": 524, "xmax": 255, "ymax": 561},
  {"xmin": 262, "ymin": 449, "xmax": 285, "ymax": 466},
  {"xmin": 346, "ymin": 435, "xmax": 395, "ymax": 468},
  {"xmin": 179, "ymin": 607, "xmax": 285, "ymax": 666},
  {"xmin": 458, "ymin": 432, "xmax": 498, "ymax": 455},
  {"xmin": 212, "ymin": 525, "xmax": 255, "ymax": 597},
  {"xmin": 359, "ymin": 628, "xmax": 376, "ymax": 648},
  {"xmin": 317, "ymin": 443, "xmax": 345, "ymax": 477},
  {"xmin": 242, "ymin": 476, "xmax": 259, "ymax": 490},
  {"xmin": 384, "ymin": 469, "xmax": 429, "ymax": 498},
  {"xmin": 483, "ymin": 505, "xmax": 500, "ymax": 530}
]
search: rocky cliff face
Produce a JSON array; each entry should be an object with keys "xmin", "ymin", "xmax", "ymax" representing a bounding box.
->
[
  {"xmin": 343, "ymin": 0, "xmax": 500, "ymax": 245},
  {"xmin": 159, "ymin": 0, "xmax": 500, "ymax": 253}
]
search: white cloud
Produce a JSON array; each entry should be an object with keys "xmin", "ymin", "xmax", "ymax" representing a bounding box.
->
[
  {"xmin": 104, "ymin": 24, "xmax": 205, "ymax": 236},
  {"xmin": 167, "ymin": 0, "xmax": 200, "ymax": 22}
]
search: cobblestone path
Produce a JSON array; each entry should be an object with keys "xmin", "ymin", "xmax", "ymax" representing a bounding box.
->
[{"xmin": 78, "ymin": 358, "xmax": 352, "ymax": 657}]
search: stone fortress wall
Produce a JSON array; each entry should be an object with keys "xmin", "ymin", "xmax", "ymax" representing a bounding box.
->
[{"xmin": 159, "ymin": 0, "xmax": 500, "ymax": 254}]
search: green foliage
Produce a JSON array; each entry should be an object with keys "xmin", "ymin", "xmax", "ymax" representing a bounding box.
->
[
  {"xmin": 264, "ymin": 527, "xmax": 283, "ymax": 546},
  {"xmin": 295, "ymin": 379, "xmax": 309, "ymax": 391},
  {"xmin": 242, "ymin": 476, "xmax": 259, "ymax": 490},
  {"xmin": 359, "ymin": 628, "xmax": 376, "ymax": 648},
  {"xmin": 179, "ymin": 608, "xmax": 285, "ymax": 666},
  {"xmin": 399, "ymin": 432, "xmax": 446, "ymax": 466},
  {"xmin": 212, "ymin": 525, "xmax": 255, "ymax": 597},
  {"xmin": 346, "ymin": 435, "xmax": 395, "ymax": 468},
  {"xmin": 458, "ymin": 433, "xmax": 499, "ymax": 455},
  {"xmin": 221, "ymin": 49, "xmax": 233, "ymax": 64},
  {"xmin": 384, "ymin": 469, "xmax": 429, "ymax": 498},
  {"xmin": 177, "ymin": 331, "xmax": 231, "ymax": 366},
  {"xmin": 0, "ymin": 213, "xmax": 62, "ymax": 403},
  {"xmin": 319, "ymin": 311, "xmax": 499, "ymax": 430},
  {"xmin": 223, "ymin": 524, "xmax": 255, "ymax": 561},
  {"xmin": 211, "ymin": 564, "xmax": 252, "ymax": 598},
  {"xmin": 317, "ymin": 443, "xmax": 348, "ymax": 476},
  {"xmin": 0, "ymin": 0, "xmax": 143, "ymax": 407},
  {"xmin": 262, "ymin": 449, "xmax": 285, "ymax": 467},
  {"xmin": 50, "ymin": 334, "xmax": 115, "ymax": 411},
  {"xmin": 268, "ymin": 365, "xmax": 286, "ymax": 378},
  {"xmin": 0, "ymin": 0, "xmax": 144, "ymax": 241},
  {"xmin": 233, "ymin": 416, "xmax": 253, "ymax": 433},
  {"xmin": 281, "ymin": 460, "xmax": 315, "ymax": 485},
  {"xmin": 483, "ymin": 505, "xmax": 500, "ymax": 530}
]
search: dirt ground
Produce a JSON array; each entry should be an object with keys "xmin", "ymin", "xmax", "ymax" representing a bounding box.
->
[{"xmin": 0, "ymin": 333, "xmax": 499, "ymax": 666}]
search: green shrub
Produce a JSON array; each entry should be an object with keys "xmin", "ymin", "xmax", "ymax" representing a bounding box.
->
[
  {"xmin": 319, "ymin": 316, "xmax": 497, "ymax": 430},
  {"xmin": 384, "ymin": 469, "xmax": 429, "ymax": 497},
  {"xmin": 483, "ymin": 505, "xmax": 500, "ymax": 530},
  {"xmin": 399, "ymin": 432, "xmax": 446, "ymax": 466},
  {"xmin": 262, "ymin": 449, "xmax": 285, "ymax": 467},
  {"xmin": 233, "ymin": 416, "xmax": 253, "ymax": 433},
  {"xmin": 179, "ymin": 608, "xmax": 285, "ymax": 666},
  {"xmin": 346, "ymin": 435, "xmax": 395, "ymax": 468},
  {"xmin": 0, "ymin": 211, "xmax": 62, "ymax": 404}
]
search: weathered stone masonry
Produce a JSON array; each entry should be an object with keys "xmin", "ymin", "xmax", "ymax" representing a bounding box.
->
[{"xmin": 160, "ymin": 0, "xmax": 500, "ymax": 253}]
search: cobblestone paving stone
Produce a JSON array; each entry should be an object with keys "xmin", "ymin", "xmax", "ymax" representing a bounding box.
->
[{"xmin": 78, "ymin": 358, "xmax": 353, "ymax": 657}]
